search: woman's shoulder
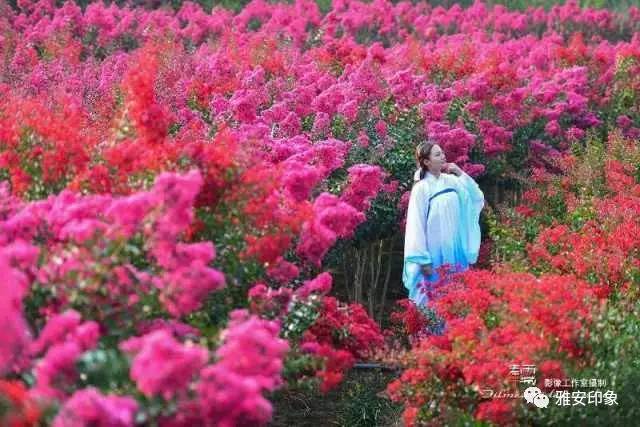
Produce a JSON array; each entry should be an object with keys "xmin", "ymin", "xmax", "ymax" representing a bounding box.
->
[
  {"xmin": 412, "ymin": 170, "xmax": 430, "ymax": 192},
  {"xmin": 412, "ymin": 177, "xmax": 431, "ymax": 195}
]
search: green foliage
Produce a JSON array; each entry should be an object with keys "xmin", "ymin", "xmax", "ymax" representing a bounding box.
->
[
  {"xmin": 485, "ymin": 0, "xmax": 636, "ymax": 12},
  {"xmin": 15, "ymin": 130, "xmax": 66, "ymax": 201},
  {"xmin": 336, "ymin": 370, "xmax": 403, "ymax": 427},
  {"xmin": 282, "ymin": 295, "xmax": 322, "ymax": 340},
  {"xmin": 354, "ymin": 24, "xmax": 394, "ymax": 48},
  {"xmin": 315, "ymin": 0, "xmax": 332, "ymax": 14},
  {"xmin": 351, "ymin": 192, "xmax": 400, "ymax": 243},
  {"xmin": 185, "ymin": 290, "xmax": 239, "ymax": 344},
  {"xmin": 482, "ymin": 309, "xmax": 500, "ymax": 330},
  {"xmin": 247, "ymin": 16, "xmax": 263, "ymax": 31},
  {"xmin": 567, "ymin": 202, "xmax": 596, "ymax": 231},
  {"xmin": 280, "ymin": 352, "xmax": 323, "ymax": 392},
  {"xmin": 196, "ymin": 206, "xmax": 265, "ymax": 288},
  {"xmin": 508, "ymin": 118, "xmax": 546, "ymax": 175},
  {"xmin": 331, "ymin": 114, "xmax": 351, "ymax": 141},
  {"xmin": 23, "ymin": 284, "xmax": 56, "ymax": 332},
  {"xmin": 484, "ymin": 207, "xmax": 529, "ymax": 269},
  {"xmin": 379, "ymin": 102, "xmax": 425, "ymax": 188},
  {"xmin": 603, "ymin": 56, "xmax": 639, "ymax": 131},
  {"xmin": 446, "ymin": 96, "xmax": 472, "ymax": 126},
  {"xmin": 76, "ymin": 348, "xmax": 133, "ymax": 393},
  {"xmin": 271, "ymin": 369, "xmax": 402, "ymax": 427},
  {"xmin": 187, "ymin": 94, "xmax": 213, "ymax": 125},
  {"xmin": 301, "ymin": 113, "xmax": 315, "ymax": 133},
  {"xmin": 568, "ymin": 132, "xmax": 608, "ymax": 198}
]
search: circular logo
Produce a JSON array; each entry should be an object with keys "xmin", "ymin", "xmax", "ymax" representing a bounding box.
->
[{"xmin": 524, "ymin": 387, "xmax": 548, "ymax": 408}]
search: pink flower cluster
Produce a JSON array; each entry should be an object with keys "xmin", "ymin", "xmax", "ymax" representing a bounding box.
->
[
  {"xmin": 163, "ymin": 310, "xmax": 290, "ymax": 427},
  {"xmin": 296, "ymin": 194, "xmax": 366, "ymax": 267},
  {"xmin": 120, "ymin": 330, "xmax": 209, "ymax": 400},
  {"xmin": 340, "ymin": 164, "xmax": 386, "ymax": 212},
  {"xmin": 31, "ymin": 310, "xmax": 101, "ymax": 400},
  {"xmin": 0, "ymin": 170, "xmax": 225, "ymax": 321},
  {"xmin": 0, "ymin": 241, "xmax": 37, "ymax": 376},
  {"xmin": 53, "ymin": 388, "xmax": 138, "ymax": 427}
]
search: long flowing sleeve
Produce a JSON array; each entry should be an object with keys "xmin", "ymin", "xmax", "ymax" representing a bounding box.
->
[
  {"xmin": 452, "ymin": 171, "xmax": 485, "ymax": 264},
  {"xmin": 402, "ymin": 181, "xmax": 431, "ymax": 301}
]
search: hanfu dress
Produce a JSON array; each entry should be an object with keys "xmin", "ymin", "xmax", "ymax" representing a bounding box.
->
[{"xmin": 402, "ymin": 169, "xmax": 485, "ymax": 306}]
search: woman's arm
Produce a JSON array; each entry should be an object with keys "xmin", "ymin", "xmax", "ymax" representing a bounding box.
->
[
  {"xmin": 457, "ymin": 170, "xmax": 485, "ymax": 205},
  {"xmin": 447, "ymin": 164, "xmax": 484, "ymax": 204},
  {"xmin": 404, "ymin": 182, "xmax": 431, "ymax": 263},
  {"xmin": 449, "ymin": 165, "xmax": 485, "ymax": 264},
  {"xmin": 402, "ymin": 182, "xmax": 433, "ymax": 293}
]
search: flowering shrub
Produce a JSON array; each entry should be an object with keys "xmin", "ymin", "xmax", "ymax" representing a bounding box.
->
[
  {"xmin": 386, "ymin": 270, "xmax": 599, "ymax": 426},
  {"xmin": 0, "ymin": 170, "xmax": 224, "ymax": 329},
  {"xmin": 505, "ymin": 131, "xmax": 640, "ymax": 292},
  {"xmin": 248, "ymin": 275, "xmax": 385, "ymax": 394},
  {"xmin": 0, "ymin": 157, "xmax": 383, "ymax": 422},
  {"xmin": 1, "ymin": 0, "xmax": 639, "ymax": 201},
  {"xmin": 0, "ymin": 380, "xmax": 41, "ymax": 427},
  {"xmin": 0, "ymin": 171, "xmax": 294, "ymax": 425}
]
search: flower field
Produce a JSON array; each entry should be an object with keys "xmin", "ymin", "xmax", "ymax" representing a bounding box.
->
[{"xmin": 1, "ymin": 0, "xmax": 639, "ymax": 425}]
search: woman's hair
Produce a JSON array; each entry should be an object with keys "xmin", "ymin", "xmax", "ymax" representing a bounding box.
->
[{"xmin": 415, "ymin": 140, "xmax": 437, "ymax": 181}]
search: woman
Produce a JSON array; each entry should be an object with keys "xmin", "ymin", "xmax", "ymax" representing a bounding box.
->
[{"xmin": 403, "ymin": 141, "xmax": 485, "ymax": 306}]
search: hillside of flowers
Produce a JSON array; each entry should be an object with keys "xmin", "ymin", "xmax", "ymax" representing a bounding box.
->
[{"xmin": 1, "ymin": 0, "xmax": 639, "ymax": 425}]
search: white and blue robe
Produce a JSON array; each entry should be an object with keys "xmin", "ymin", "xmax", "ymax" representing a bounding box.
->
[{"xmin": 402, "ymin": 169, "xmax": 485, "ymax": 306}]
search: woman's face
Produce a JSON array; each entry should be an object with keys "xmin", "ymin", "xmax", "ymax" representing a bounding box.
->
[{"xmin": 426, "ymin": 144, "xmax": 447, "ymax": 171}]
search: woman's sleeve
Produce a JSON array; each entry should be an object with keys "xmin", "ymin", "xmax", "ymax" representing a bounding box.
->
[
  {"xmin": 453, "ymin": 171, "xmax": 485, "ymax": 264},
  {"xmin": 402, "ymin": 182, "xmax": 431, "ymax": 297}
]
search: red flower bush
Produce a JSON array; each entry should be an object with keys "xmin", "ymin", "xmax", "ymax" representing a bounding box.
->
[
  {"xmin": 521, "ymin": 132, "xmax": 640, "ymax": 292},
  {"xmin": 389, "ymin": 299, "xmax": 429, "ymax": 337},
  {"xmin": 304, "ymin": 296, "xmax": 384, "ymax": 360},
  {"xmin": 0, "ymin": 380, "xmax": 41, "ymax": 427},
  {"xmin": 387, "ymin": 270, "xmax": 599, "ymax": 425}
]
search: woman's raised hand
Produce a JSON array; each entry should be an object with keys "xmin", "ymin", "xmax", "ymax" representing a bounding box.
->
[{"xmin": 445, "ymin": 163, "xmax": 463, "ymax": 176}]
